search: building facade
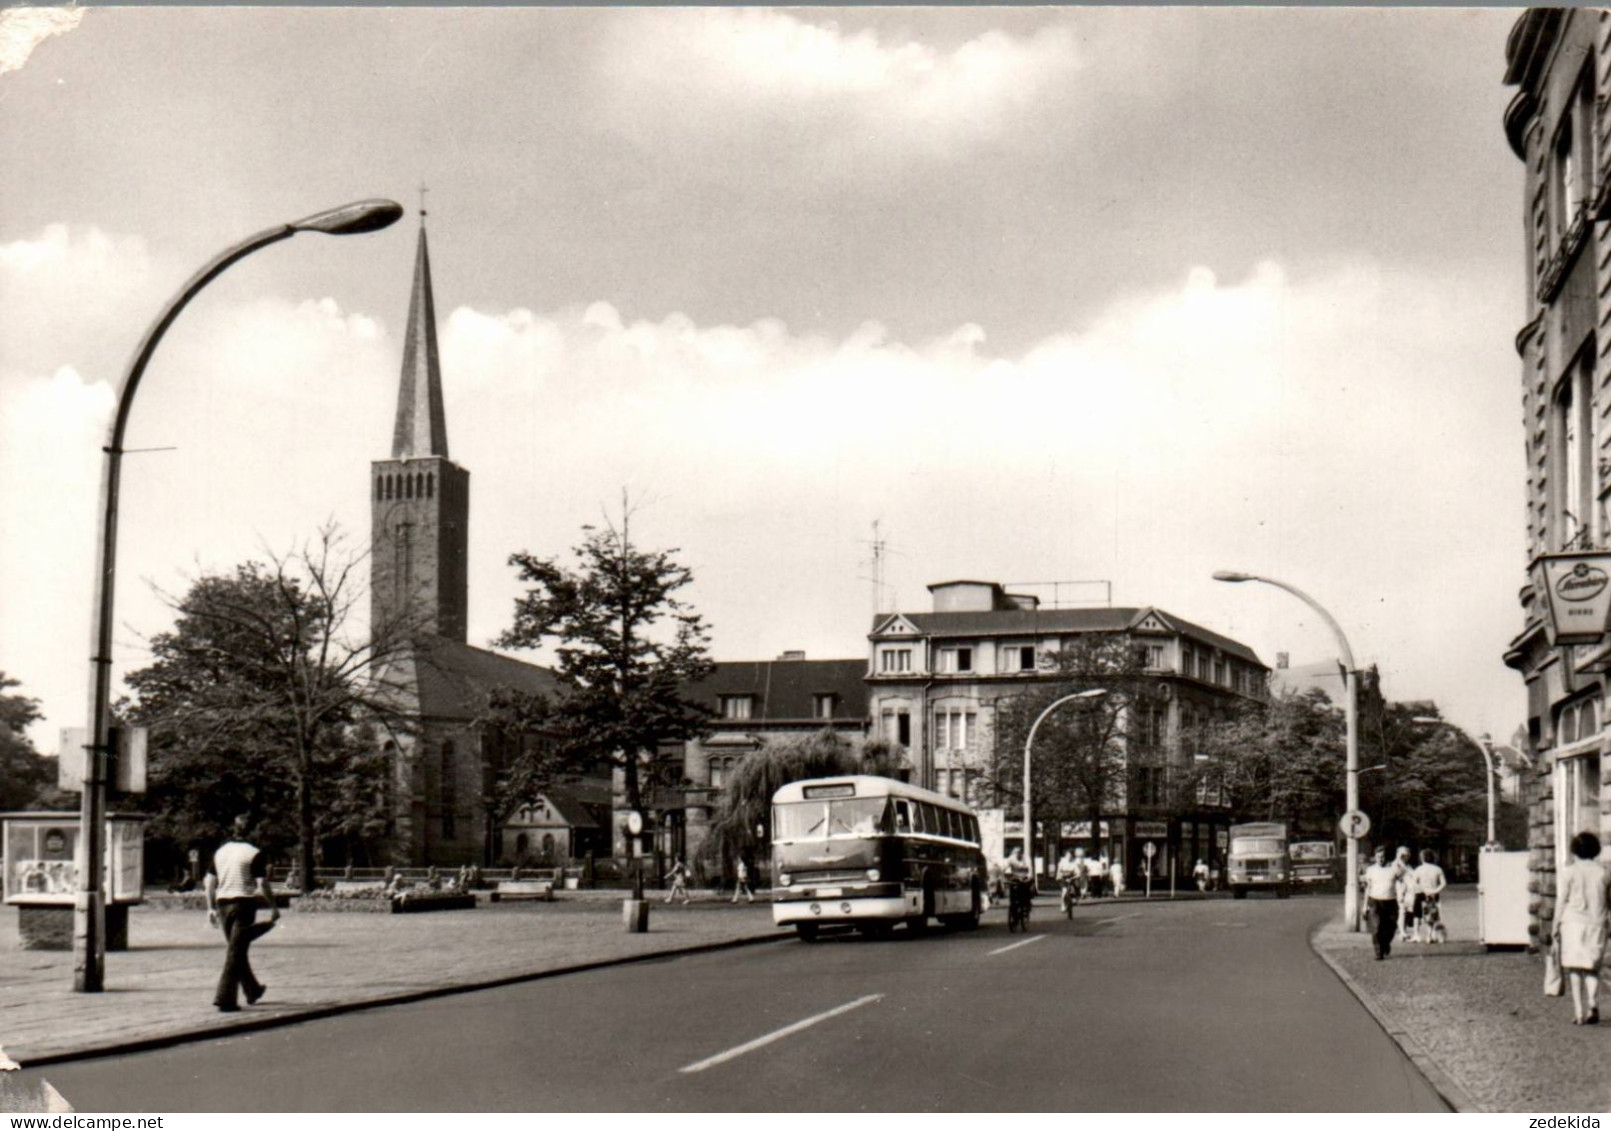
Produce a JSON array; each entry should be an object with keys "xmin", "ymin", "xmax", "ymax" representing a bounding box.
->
[
  {"xmin": 1502, "ymin": 9, "xmax": 1611, "ymax": 941},
  {"xmin": 867, "ymin": 580, "xmax": 1269, "ymax": 880}
]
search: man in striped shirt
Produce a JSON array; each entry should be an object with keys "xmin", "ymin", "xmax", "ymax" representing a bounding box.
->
[{"xmin": 204, "ymin": 814, "xmax": 279, "ymax": 1012}]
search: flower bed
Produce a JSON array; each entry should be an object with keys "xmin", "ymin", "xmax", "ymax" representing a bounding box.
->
[
  {"xmin": 293, "ymin": 888, "xmax": 391, "ymax": 914},
  {"xmin": 390, "ymin": 891, "xmax": 477, "ymax": 914}
]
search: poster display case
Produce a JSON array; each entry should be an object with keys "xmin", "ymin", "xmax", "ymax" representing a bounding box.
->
[{"xmin": 2, "ymin": 812, "xmax": 146, "ymax": 906}]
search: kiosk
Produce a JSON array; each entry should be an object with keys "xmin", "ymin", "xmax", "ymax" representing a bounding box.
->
[{"xmin": 3, "ymin": 812, "xmax": 146, "ymax": 950}]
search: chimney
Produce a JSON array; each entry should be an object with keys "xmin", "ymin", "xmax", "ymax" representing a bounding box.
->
[{"xmin": 778, "ymin": 650, "xmax": 806, "ymax": 662}]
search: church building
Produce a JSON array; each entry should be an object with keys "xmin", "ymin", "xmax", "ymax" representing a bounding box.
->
[{"xmin": 369, "ymin": 218, "xmax": 565, "ymax": 867}]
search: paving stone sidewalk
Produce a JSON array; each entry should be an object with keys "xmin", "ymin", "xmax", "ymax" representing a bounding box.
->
[
  {"xmin": 1, "ymin": 892, "xmax": 781, "ymax": 1066},
  {"xmin": 1311, "ymin": 886, "xmax": 1611, "ymax": 1113}
]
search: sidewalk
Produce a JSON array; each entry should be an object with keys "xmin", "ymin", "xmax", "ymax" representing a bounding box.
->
[
  {"xmin": 1311, "ymin": 886, "xmax": 1611, "ymax": 1113},
  {"xmin": 0, "ymin": 892, "xmax": 781, "ymax": 1066}
]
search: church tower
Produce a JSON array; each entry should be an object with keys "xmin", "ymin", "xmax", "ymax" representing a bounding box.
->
[{"xmin": 371, "ymin": 220, "xmax": 470, "ymax": 642}]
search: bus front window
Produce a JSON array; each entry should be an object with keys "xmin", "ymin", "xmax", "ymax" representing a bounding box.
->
[
  {"xmin": 773, "ymin": 802, "xmax": 827, "ymax": 842},
  {"xmin": 829, "ymin": 798, "xmax": 890, "ymax": 837}
]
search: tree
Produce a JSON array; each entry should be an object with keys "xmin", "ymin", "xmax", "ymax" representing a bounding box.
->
[
  {"xmin": 496, "ymin": 504, "xmax": 716, "ymax": 826},
  {"xmin": 1192, "ymin": 687, "xmax": 1343, "ymax": 830},
  {"xmin": 704, "ymin": 729, "xmax": 885, "ymax": 867},
  {"xmin": 985, "ymin": 634, "xmax": 1167, "ymax": 859},
  {"xmin": 125, "ymin": 525, "xmax": 418, "ymax": 884},
  {"xmin": 0, "ymin": 673, "xmax": 57, "ymax": 811}
]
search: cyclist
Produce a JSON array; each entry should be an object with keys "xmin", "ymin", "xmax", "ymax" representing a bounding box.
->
[
  {"xmin": 1055, "ymin": 849, "xmax": 1080, "ymax": 915},
  {"xmin": 1002, "ymin": 847, "xmax": 1034, "ymax": 925}
]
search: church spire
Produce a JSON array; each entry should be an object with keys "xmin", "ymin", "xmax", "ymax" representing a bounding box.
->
[{"xmin": 391, "ymin": 218, "xmax": 449, "ymax": 459}]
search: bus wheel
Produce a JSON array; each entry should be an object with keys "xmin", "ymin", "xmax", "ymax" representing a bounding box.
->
[
  {"xmin": 1232, "ymin": 887, "xmax": 1247, "ymax": 900},
  {"xmin": 1277, "ymin": 884, "xmax": 1291, "ymax": 900},
  {"xmin": 795, "ymin": 922, "xmax": 820, "ymax": 943}
]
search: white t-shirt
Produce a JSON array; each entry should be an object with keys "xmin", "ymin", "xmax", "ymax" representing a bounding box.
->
[
  {"xmin": 210, "ymin": 840, "xmax": 264, "ymax": 901},
  {"xmin": 1412, "ymin": 862, "xmax": 1446, "ymax": 897},
  {"xmin": 1363, "ymin": 861, "xmax": 1401, "ymax": 901}
]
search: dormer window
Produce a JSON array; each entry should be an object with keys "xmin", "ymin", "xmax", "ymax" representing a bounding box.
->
[
  {"xmin": 938, "ymin": 646, "xmax": 974, "ymax": 674},
  {"xmin": 814, "ymin": 693, "xmax": 836, "ymax": 719},
  {"xmin": 719, "ymin": 695, "xmax": 754, "ymax": 720}
]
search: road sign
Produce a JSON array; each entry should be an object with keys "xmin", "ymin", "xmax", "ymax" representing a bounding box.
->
[
  {"xmin": 1143, "ymin": 840, "xmax": 1157, "ymax": 859},
  {"xmin": 625, "ymin": 811, "xmax": 644, "ymax": 835},
  {"xmin": 1339, "ymin": 810, "xmax": 1371, "ymax": 840}
]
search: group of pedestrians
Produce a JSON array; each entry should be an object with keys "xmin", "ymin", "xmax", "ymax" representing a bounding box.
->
[
  {"xmin": 1361, "ymin": 844, "xmax": 1448, "ymax": 960},
  {"xmin": 1050, "ymin": 849, "xmax": 1124, "ymax": 904}
]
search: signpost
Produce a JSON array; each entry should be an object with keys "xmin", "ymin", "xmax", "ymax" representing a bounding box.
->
[{"xmin": 1339, "ymin": 810, "xmax": 1371, "ymax": 841}]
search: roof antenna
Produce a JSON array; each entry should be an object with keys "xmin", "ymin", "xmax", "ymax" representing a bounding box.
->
[{"xmin": 418, "ymin": 181, "xmax": 429, "ymax": 224}]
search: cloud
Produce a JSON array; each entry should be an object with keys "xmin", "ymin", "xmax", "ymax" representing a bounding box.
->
[
  {"xmin": 0, "ymin": 221, "xmax": 1523, "ymax": 752},
  {"xmin": 600, "ymin": 10, "xmax": 1083, "ymax": 164},
  {"xmin": 0, "ymin": 7, "xmax": 84, "ymax": 76}
]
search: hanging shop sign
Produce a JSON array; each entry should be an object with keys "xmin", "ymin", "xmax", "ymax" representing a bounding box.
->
[{"xmin": 1530, "ymin": 552, "xmax": 1611, "ymax": 646}]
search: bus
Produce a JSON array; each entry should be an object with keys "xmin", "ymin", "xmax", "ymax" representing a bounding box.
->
[{"xmin": 770, "ymin": 775, "xmax": 988, "ymax": 941}]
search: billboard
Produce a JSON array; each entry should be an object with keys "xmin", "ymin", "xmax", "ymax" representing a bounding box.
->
[{"xmin": 1530, "ymin": 552, "xmax": 1611, "ymax": 646}]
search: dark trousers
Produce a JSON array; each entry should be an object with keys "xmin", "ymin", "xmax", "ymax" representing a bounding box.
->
[
  {"xmin": 1370, "ymin": 898, "xmax": 1399, "ymax": 957},
  {"xmin": 215, "ymin": 899, "xmax": 270, "ymax": 1007}
]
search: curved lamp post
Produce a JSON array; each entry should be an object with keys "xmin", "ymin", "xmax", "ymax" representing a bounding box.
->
[
  {"xmin": 76, "ymin": 199, "xmax": 403, "ymax": 992},
  {"xmin": 1213, "ymin": 570, "xmax": 1362, "ymax": 932},
  {"xmin": 1412, "ymin": 717, "xmax": 1500, "ymax": 850},
  {"xmin": 1022, "ymin": 688, "xmax": 1107, "ymax": 885}
]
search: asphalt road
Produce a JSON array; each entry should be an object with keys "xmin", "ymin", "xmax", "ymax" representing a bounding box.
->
[{"xmin": 27, "ymin": 894, "xmax": 1446, "ymax": 1112}]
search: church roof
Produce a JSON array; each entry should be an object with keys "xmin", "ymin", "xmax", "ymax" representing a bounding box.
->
[
  {"xmin": 392, "ymin": 224, "xmax": 450, "ymax": 459},
  {"xmin": 413, "ymin": 636, "xmax": 563, "ymax": 720}
]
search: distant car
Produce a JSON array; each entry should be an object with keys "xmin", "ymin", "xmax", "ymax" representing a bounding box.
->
[{"xmin": 1290, "ymin": 841, "xmax": 1340, "ymax": 891}]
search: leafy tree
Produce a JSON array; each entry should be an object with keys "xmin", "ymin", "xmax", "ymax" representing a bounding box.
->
[
  {"xmin": 1193, "ymin": 687, "xmax": 1344, "ymax": 831},
  {"xmin": 704, "ymin": 728, "xmax": 878, "ymax": 866},
  {"xmin": 125, "ymin": 526, "xmax": 417, "ymax": 884},
  {"xmin": 0, "ymin": 673, "xmax": 56, "ymax": 810},
  {"xmin": 495, "ymin": 504, "xmax": 716, "ymax": 824},
  {"xmin": 985, "ymin": 634, "xmax": 1167, "ymax": 859}
]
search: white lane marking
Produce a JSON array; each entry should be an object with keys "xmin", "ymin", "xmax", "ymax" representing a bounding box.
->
[
  {"xmin": 1092, "ymin": 912, "xmax": 1141, "ymax": 926},
  {"xmin": 678, "ymin": 994, "xmax": 885, "ymax": 1074},
  {"xmin": 988, "ymin": 934, "xmax": 1047, "ymax": 956}
]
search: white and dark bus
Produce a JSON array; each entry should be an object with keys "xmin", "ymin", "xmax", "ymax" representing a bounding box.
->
[{"xmin": 770, "ymin": 775, "xmax": 988, "ymax": 941}]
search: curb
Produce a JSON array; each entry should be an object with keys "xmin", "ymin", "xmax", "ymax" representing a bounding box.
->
[
  {"xmin": 15, "ymin": 927, "xmax": 791, "ymax": 1070},
  {"xmin": 1306, "ymin": 920, "xmax": 1482, "ymax": 1114}
]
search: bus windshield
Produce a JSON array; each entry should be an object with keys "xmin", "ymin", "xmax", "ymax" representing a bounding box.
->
[{"xmin": 774, "ymin": 798, "xmax": 890, "ymax": 841}]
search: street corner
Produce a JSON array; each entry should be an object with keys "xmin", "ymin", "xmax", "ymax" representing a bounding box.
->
[{"xmin": 0, "ymin": 1057, "xmax": 73, "ymax": 1114}]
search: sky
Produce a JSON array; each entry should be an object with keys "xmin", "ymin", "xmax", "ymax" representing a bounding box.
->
[{"xmin": 0, "ymin": 6, "xmax": 1528, "ymax": 755}]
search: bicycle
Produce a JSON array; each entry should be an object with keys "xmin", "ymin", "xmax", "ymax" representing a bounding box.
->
[
  {"xmin": 1006, "ymin": 879, "xmax": 1035, "ymax": 933},
  {"xmin": 1059, "ymin": 879, "xmax": 1076, "ymax": 919}
]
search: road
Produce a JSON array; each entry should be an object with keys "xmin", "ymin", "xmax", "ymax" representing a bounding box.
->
[{"xmin": 26, "ymin": 894, "xmax": 1446, "ymax": 1112}]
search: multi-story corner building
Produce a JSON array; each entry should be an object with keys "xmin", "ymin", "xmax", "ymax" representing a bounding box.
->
[
  {"xmin": 867, "ymin": 580, "xmax": 1269, "ymax": 880},
  {"xmin": 678, "ymin": 653, "xmax": 870, "ymax": 864},
  {"xmin": 1502, "ymin": 9, "xmax": 1611, "ymax": 940}
]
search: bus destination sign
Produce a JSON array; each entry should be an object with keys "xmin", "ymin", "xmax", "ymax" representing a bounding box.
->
[{"xmin": 802, "ymin": 784, "xmax": 856, "ymax": 799}]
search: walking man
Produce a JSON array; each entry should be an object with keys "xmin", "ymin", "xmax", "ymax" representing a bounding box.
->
[
  {"xmin": 205, "ymin": 813, "xmax": 279, "ymax": 1012},
  {"xmin": 1361, "ymin": 844, "xmax": 1403, "ymax": 960}
]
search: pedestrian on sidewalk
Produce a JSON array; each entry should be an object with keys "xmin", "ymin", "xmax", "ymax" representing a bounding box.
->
[
  {"xmin": 1552, "ymin": 831, "xmax": 1611, "ymax": 1025},
  {"xmin": 1412, "ymin": 849, "xmax": 1448, "ymax": 943},
  {"xmin": 204, "ymin": 814, "xmax": 279, "ymax": 1013},
  {"xmin": 665, "ymin": 856, "xmax": 692, "ymax": 904},
  {"xmin": 731, "ymin": 856, "xmax": 755, "ymax": 903},
  {"xmin": 1362, "ymin": 844, "xmax": 1402, "ymax": 960},
  {"xmin": 1193, "ymin": 858, "xmax": 1210, "ymax": 893},
  {"xmin": 1109, "ymin": 859, "xmax": 1125, "ymax": 899}
]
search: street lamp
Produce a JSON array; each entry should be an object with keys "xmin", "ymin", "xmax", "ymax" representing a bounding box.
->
[
  {"xmin": 1412, "ymin": 717, "xmax": 1501, "ymax": 850},
  {"xmin": 76, "ymin": 199, "xmax": 403, "ymax": 992},
  {"xmin": 1213, "ymin": 569, "xmax": 1362, "ymax": 932},
  {"xmin": 1023, "ymin": 688, "xmax": 1107, "ymax": 885}
]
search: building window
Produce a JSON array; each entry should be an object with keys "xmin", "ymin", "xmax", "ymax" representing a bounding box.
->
[
  {"xmin": 938, "ymin": 646, "xmax": 973, "ymax": 674},
  {"xmin": 880, "ymin": 648, "xmax": 913, "ymax": 673},
  {"xmin": 1554, "ymin": 346, "xmax": 1597, "ymax": 548},
  {"xmin": 1144, "ymin": 645, "xmax": 1164, "ymax": 670},
  {"xmin": 934, "ymin": 709, "xmax": 976, "ymax": 752},
  {"xmin": 814, "ymin": 693, "xmax": 835, "ymax": 719},
  {"xmin": 1213, "ymin": 659, "xmax": 1226, "ymax": 686},
  {"xmin": 719, "ymin": 695, "xmax": 754, "ymax": 720},
  {"xmin": 710, "ymin": 756, "xmax": 733, "ymax": 789},
  {"xmin": 882, "ymin": 709, "xmax": 912, "ymax": 747},
  {"xmin": 999, "ymin": 643, "xmax": 1036, "ymax": 673},
  {"xmin": 1552, "ymin": 70, "xmax": 1593, "ymax": 249}
]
